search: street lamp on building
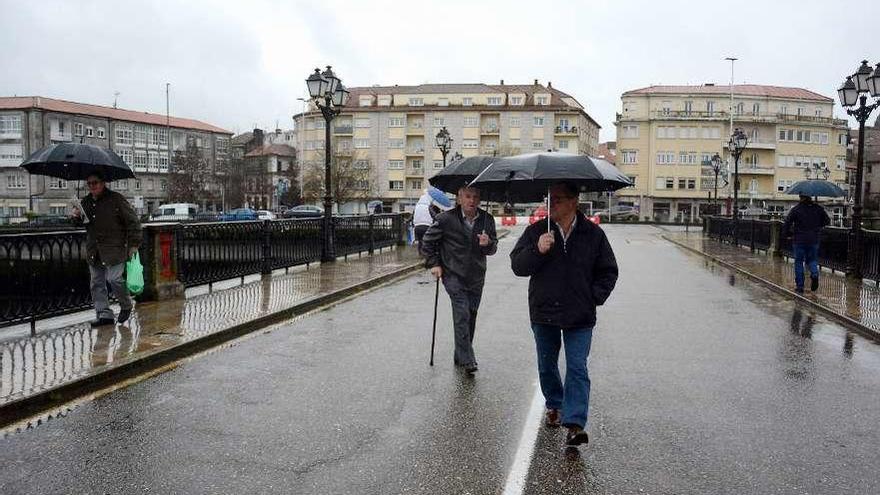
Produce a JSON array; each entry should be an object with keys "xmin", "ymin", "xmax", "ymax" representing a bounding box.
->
[
  {"xmin": 837, "ymin": 60, "xmax": 880, "ymax": 278},
  {"xmin": 305, "ymin": 65, "xmax": 350, "ymax": 262},
  {"xmin": 729, "ymin": 127, "xmax": 748, "ymax": 244},
  {"xmin": 435, "ymin": 126, "xmax": 453, "ymax": 167},
  {"xmin": 709, "ymin": 153, "xmax": 724, "ymax": 211}
]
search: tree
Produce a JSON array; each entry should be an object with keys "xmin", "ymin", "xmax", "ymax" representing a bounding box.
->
[
  {"xmin": 168, "ymin": 141, "xmax": 211, "ymax": 204},
  {"xmin": 302, "ymin": 149, "xmax": 374, "ymax": 211}
]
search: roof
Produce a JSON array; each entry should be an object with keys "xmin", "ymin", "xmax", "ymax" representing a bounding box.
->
[
  {"xmin": 0, "ymin": 96, "xmax": 232, "ymax": 134},
  {"xmin": 596, "ymin": 142, "xmax": 617, "ymax": 165},
  {"xmin": 231, "ymin": 131, "xmax": 253, "ymax": 146},
  {"xmin": 244, "ymin": 143, "xmax": 297, "ymax": 158},
  {"xmin": 622, "ymin": 84, "xmax": 833, "ymax": 103}
]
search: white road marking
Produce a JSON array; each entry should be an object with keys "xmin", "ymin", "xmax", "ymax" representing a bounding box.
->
[{"xmin": 501, "ymin": 381, "xmax": 544, "ymax": 495}]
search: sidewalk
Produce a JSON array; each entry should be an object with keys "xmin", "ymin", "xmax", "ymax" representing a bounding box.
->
[
  {"xmin": 0, "ymin": 246, "xmax": 422, "ymax": 427},
  {"xmin": 665, "ymin": 231, "xmax": 880, "ymax": 340}
]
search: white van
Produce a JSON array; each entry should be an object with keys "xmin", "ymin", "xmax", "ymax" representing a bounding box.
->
[{"xmin": 151, "ymin": 203, "xmax": 199, "ymax": 221}]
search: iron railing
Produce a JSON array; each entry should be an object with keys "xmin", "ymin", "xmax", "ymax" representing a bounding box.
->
[
  {"xmin": 177, "ymin": 220, "xmax": 266, "ymax": 287},
  {"xmin": 0, "ymin": 231, "xmax": 92, "ymax": 327}
]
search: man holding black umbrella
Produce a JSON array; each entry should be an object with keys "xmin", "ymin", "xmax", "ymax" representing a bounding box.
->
[
  {"xmin": 510, "ymin": 182, "xmax": 618, "ymax": 447},
  {"xmin": 421, "ymin": 186, "xmax": 497, "ymax": 373},
  {"xmin": 72, "ymin": 172, "xmax": 142, "ymax": 326},
  {"xmin": 782, "ymin": 194, "xmax": 830, "ymax": 294}
]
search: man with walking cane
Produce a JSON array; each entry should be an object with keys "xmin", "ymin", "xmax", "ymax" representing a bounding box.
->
[{"xmin": 421, "ymin": 186, "xmax": 497, "ymax": 373}]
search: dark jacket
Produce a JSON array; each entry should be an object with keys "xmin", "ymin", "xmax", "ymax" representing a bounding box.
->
[
  {"xmin": 782, "ymin": 201, "xmax": 830, "ymax": 245},
  {"xmin": 421, "ymin": 206, "xmax": 497, "ymax": 285},
  {"xmin": 77, "ymin": 189, "xmax": 142, "ymax": 266},
  {"xmin": 510, "ymin": 213, "xmax": 618, "ymax": 328}
]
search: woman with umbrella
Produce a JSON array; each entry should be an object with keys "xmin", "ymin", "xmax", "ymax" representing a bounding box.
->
[
  {"xmin": 473, "ymin": 152, "xmax": 626, "ymax": 447},
  {"xmin": 21, "ymin": 143, "xmax": 141, "ymax": 327}
]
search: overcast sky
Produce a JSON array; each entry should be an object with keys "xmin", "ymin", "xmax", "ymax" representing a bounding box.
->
[{"xmin": 2, "ymin": 0, "xmax": 878, "ymax": 142}]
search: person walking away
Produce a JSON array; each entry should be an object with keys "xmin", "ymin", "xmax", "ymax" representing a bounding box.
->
[
  {"xmin": 510, "ymin": 182, "xmax": 619, "ymax": 447},
  {"xmin": 413, "ymin": 194, "xmax": 434, "ymax": 246},
  {"xmin": 782, "ymin": 194, "xmax": 830, "ymax": 294},
  {"xmin": 71, "ymin": 172, "xmax": 142, "ymax": 327},
  {"xmin": 421, "ymin": 186, "xmax": 497, "ymax": 374}
]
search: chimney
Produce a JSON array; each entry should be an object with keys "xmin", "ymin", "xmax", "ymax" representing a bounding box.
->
[
  {"xmin": 500, "ymin": 79, "xmax": 504, "ymax": 85},
  {"xmin": 547, "ymin": 81, "xmax": 552, "ymax": 89},
  {"xmin": 534, "ymin": 79, "xmax": 539, "ymax": 85},
  {"xmin": 253, "ymin": 128, "xmax": 265, "ymax": 150}
]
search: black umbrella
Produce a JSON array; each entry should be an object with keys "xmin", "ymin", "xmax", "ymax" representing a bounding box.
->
[
  {"xmin": 20, "ymin": 143, "xmax": 136, "ymax": 181},
  {"xmin": 470, "ymin": 152, "xmax": 633, "ymax": 233},
  {"xmin": 469, "ymin": 152, "xmax": 632, "ymax": 203},
  {"xmin": 428, "ymin": 155, "xmax": 496, "ymax": 193}
]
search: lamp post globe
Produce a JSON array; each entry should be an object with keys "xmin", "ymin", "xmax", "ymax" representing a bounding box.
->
[
  {"xmin": 867, "ymin": 64, "xmax": 880, "ymax": 98},
  {"xmin": 853, "ymin": 60, "xmax": 873, "ymax": 93},
  {"xmin": 838, "ymin": 76, "xmax": 859, "ymax": 108},
  {"xmin": 710, "ymin": 152, "xmax": 723, "ymax": 207}
]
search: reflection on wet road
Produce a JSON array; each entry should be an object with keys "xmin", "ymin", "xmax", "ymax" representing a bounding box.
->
[{"xmin": 1, "ymin": 226, "xmax": 879, "ymax": 494}]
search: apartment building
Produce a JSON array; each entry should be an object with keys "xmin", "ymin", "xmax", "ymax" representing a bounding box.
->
[
  {"xmin": 231, "ymin": 128, "xmax": 298, "ymax": 209},
  {"xmin": 614, "ymin": 84, "xmax": 849, "ymax": 221},
  {"xmin": 0, "ymin": 96, "xmax": 232, "ymax": 217},
  {"xmin": 293, "ymin": 81, "xmax": 600, "ymax": 212}
]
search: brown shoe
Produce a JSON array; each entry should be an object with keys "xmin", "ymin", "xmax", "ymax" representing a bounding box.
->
[
  {"xmin": 544, "ymin": 409, "xmax": 561, "ymax": 428},
  {"xmin": 565, "ymin": 425, "xmax": 589, "ymax": 446}
]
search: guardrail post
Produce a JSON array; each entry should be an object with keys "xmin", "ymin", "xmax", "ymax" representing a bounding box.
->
[
  {"xmin": 769, "ymin": 220, "xmax": 783, "ymax": 258},
  {"xmin": 369, "ymin": 214, "xmax": 376, "ymax": 254},
  {"xmin": 261, "ymin": 220, "xmax": 272, "ymax": 275},
  {"xmin": 139, "ymin": 223, "xmax": 185, "ymax": 301},
  {"xmin": 397, "ymin": 213, "xmax": 410, "ymax": 246},
  {"xmin": 750, "ymin": 220, "xmax": 756, "ymax": 252}
]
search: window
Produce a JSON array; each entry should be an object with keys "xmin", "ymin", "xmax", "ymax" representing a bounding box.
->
[
  {"xmin": 627, "ymin": 176, "xmax": 636, "ymax": 186},
  {"xmin": 134, "ymin": 180, "xmax": 141, "ymax": 190},
  {"xmin": 621, "ymin": 150, "xmax": 638, "ymax": 164},
  {"xmin": 463, "ymin": 117, "xmax": 478, "ymax": 128},
  {"xmin": 558, "ymin": 140, "xmax": 569, "ymax": 149},
  {"xmin": 388, "ymin": 117, "xmax": 404, "ymax": 127},
  {"xmin": 388, "ymin": 139, "xmax": 404, "ymax": 149},
  {"xmin": 411, "ymin": 159, "xmax": 423, "ymax": 169},
  {"xmin": 780, "ymin": 105, "xmax": 788, "ymax": 115},
  {"xmin": 666, "ymin": 178, "xmax": 674, "ymax": 189},
  {"xmin": 116, "ymin": 180, "xmax": 128, "ymax": 190},
  {"xmin": 706, "ymin": 101, "xmax": 715, "ymax": 114},
  {"xmin": 656, "ymin": 151, "xmax": 676, "ymax": 164},
  {"xmin": 387, "ymin": 160, "xmax": 404, "ymax": 169},
  {"xmin": 433, "ymin": 116, "xmax": 445, "ymax": 127},
  {"xmin": 535, "ymin": 95, "xmax": 549, "ymax": 105},
  {"xmin": 433, "ymin": 160, "xmax": 444, "ymax": 169},
  {"xmin": 6, "ymin": 174, "xmax": 26, "ymax": 189},
  {"xmin": 0, "ymin": 144, "xmax": 23, "ymax": 164},
  {"xmin": 0, "ymin": 115, "xmax": 22, "ymax": 137},
  {"xmin": 134, "ymin": 125, "xmax": 148, "ymax": 146},
  {"xmin": 662, "ymin": 101, "xmax": 672, "ymax": 115},
  {"xmin": 839, "ymin": 133, "xmax": 848, "ymax": 145},
  {"xmin": 354, "ymin": 180, "xmax": 369, "ymax": 190},
  {"xmin": 836, "ymin": 156, "xmax": 846, "ymax": 170},
  {"xmin": 462, "ymin": 97, "xmax": 473, "ymax": 106},
  {"xmin": 678, "ymin": 178, "xmax": 687, "ymax": 189},
  {"xmin": 409, "ymin": 98, "xmax": 424, "ymax": 107},
  {"xmin": 359, "ymin": 96, "xmax": 372, "ymax": 107},
  {"xmin": 487, "ymin": 97, "xmax": 503, "ymax": 106},
  {"xmin": 86, "ymin": 127, "xmax": 94, "ymax": 137},
  {"xmin": 752, "ymin": 103, "xmax": 760, "ymax": 115},
  {"xmin": 438, "ymin": 98, "xmax": 449, "ymax": 107},
  {"xmin": 509, "ymin": 116, "xmax": 521, "ymax": 127},
  {"xmin": 389, "ymin": 180, "xmax": 404, "ymax": 190},
  {"xmin": 354, "ymin": 118, "xmax": 370, "ymax": 128},
  {"xmin": 215, "ymin": 137, "xmax": 228, "ymax": 153},
  {"xmin": 533, "ymin": 116, "xmax": 545, "ymax": 127},
  {"xmin": 97, "ymin": 127, "xmax": 106, "ymax": 139},
  {"xmin": 533, "ymin": 142, "xmax": 544, "ymax": 149},
  {"xmin": 115, "ymin": 125, "xmax": 133, "ymax": 145},
  {"xmin": 510, "ymin": 96, "xmax": 523, "ymax": 105},
  {"xmin": 462, "ymin": 139, "xmax": 478, "ymax": 149},
  {"xmin": 657, "ymin": 126, "xmax": 675, "ymax": 139},
  {"xmin": 315, "ymin": 120, "xmax": 325, "ymax": 130},
  {"xmin": 688, "ymin": 179, "xmax": 696, "ymax": 190},
  {"xmin": 683, "ymin": 101, "xmax": 693, "ymax": 115},
  {"xmin": 622, "ymin": 125, "xmax": 639, "ymax": 138},
  {"xmin": 160, "ymin": 180, "xmax": 167, "ymax": 191},
  {"xmin": 354, "ymin": 139, "xmax": 370, "ymax": 149},
  {"xmin": 74, "ymin": 123, "xmax": 84, "ymax": 136},
  {"xmin": 797, "ymin": 107, "xmax": 805, "ymax": 116},
  {"xmin": 815, "ymin": 108, "xmax": 823, "ymax": 117},
  {"xmin": 134, "ymin": 151, "xmax": 148, "ymax": 168},
  {"xmin": 735, "ymin": 103, "xmax": 744, "ymax": 115},
  {"xmin": 410, "ymin": 179, "xmax": 423, "ymax": 190},
  {"xmin": 48, "ymin": 178, "xmax": 68, "ymax": 189},
  {"xmin": 117, "ymin": 148, "xmax": 133, "ymax": 165},
  {"xmin": 777, "ymin": 179, "xmax": 793, "ymax": 192},
  {"xmin": 679, "ymin": 152, "xmax": 698, "ymax": 165},
  {"xmin": 354, "ymin": 160, "xmax": 370, "ymax": 169},
  {"xmin": 378, "ymin": 95, "xmax": 392, "ymax": 106}
]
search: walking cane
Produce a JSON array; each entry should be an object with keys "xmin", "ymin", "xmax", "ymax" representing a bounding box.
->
[{"xmin": 430, "ymin": 277, "xmax": 439, "ymax": 366}]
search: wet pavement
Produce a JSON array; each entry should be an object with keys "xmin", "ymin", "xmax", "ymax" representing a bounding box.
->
[
  {"xmin": 667, "ymin": 231, "xmax": 880, "ymax": 336},
  {"xmin": 2, "ymin": 225, "xmax": 880, "ymax": 494},
  {"xmin": 0, "ymin": 247, "xmax": 420, "ymax": 409}
]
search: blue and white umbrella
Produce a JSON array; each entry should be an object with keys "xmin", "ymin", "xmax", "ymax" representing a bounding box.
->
[
  {"xmin": 785, "ymin": 180, "xmax": 846, "ymax": 198},
  {"xmin": 426, "ymin": 186, "xmax": 453, "ymax": 209}
]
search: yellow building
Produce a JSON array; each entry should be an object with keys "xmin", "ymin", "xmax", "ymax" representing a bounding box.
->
[
  {"xmin": 294, "ymin": 81, "xmax": 600, "ymax": 213},
  {"xmin": 614, "ymin": 84, "xmax": 849, "ymax": 221}
]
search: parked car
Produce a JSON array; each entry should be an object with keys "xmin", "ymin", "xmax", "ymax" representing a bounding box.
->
[
  {"xmin": 595, "ymin": 205, "xmax": 640, "ymax": 221},
  {"xmin": 256, "ymin": 210, "xmax": 276, "ymax": 220},
  {"xmin": 150, "ymin": 203, "xmax": 199, "ymax": 222},
  {"xmin": 219, "ymin": 208, "xmax": 258, "ymax": 221},
  {"xmin": 283, "ymin": 205, "xmax": 324, "ymax": 218}
]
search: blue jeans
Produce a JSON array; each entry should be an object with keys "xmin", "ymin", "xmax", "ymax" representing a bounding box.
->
[
  {"xmin": 531, "ymin": 324, "xmax": 594, "ymax": 428},
  {"xmin": 793, "ymin": 243, "xmax": 819, "ymax": 289}
]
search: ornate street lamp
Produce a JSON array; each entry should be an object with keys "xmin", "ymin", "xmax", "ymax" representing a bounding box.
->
[
  {"xmin": 305, "ymin": 65, "xmax": 350, "ymax": 262},
  {"xmin": 729, "ymin": 127, "xmax": 748, "ymax": 244},
  {"xmin": 435, "ymin": 126, "xmax": 453, "ymax": 167},
  {"xmin": 710, "ymin": 153, "xmax": 723, "ymax": 210},
  {"xmin": 838, "ymin": 60, "xmax": 880, "ymax": 278}
]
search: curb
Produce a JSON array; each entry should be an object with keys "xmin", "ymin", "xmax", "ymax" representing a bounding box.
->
[
  {"xmin": 0, "ymin": 259, "xmax": 425, "ymax": 429},
  {"xmin": 663, "ymin": 235, "xmax": 880, "ymax": 343}
]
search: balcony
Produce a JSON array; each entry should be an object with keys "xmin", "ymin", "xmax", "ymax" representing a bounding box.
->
[
  {"xmin": 335, "ymin": 148, "xmax": 353, "ymax": 156},
  {"xmin": 738, "ymin": 166, "xmax": 776, "ymax": 176},
  {"xmin": 405, "ymin": 147, "xmax": 425, "ymax": 156},
  {"xmin": 651, "ymin": 110, "xmax": 729, "ymax": 121},
  {"xmin": 407, "ymin": 123, "xmax": 424, "ymax": 135},
  {"xmin": 406, "ymin": 167, "xmax": 425, "ymax": 176},
  {"xmin": 777, "ymin": 113, "xmax": 849, "ymax": 127},
  {"xmin": 724, "ymin": 140, "xmax": 776, "ymax": 150},
  {"xmin": 555, "ymin": 126, "xmax": 578, "ymax": 135},
  {"xmin": 481, "ymin": 126, "xmax": 500, "ymax": 135},
  {"xmin": 333, "ymin": 125, "xmax": 353, "ymax": 135},
  {"xmin": 50, "ymin": 131, "xmax": 72, "ymax": 142}
]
